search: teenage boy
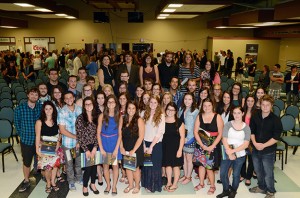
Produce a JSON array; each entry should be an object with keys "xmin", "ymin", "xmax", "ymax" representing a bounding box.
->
[
  {"xmin": 38, "ymin": 83, "xmax": 51, "ymax": 104},
  {"xmin": 68, "ymin": 75, "xmax": 82, "ymax": 100},
  {"xmin": 14, "ymin": 88, "xmax": 42, "ymax": 192},
  {"xmin": 76, "ymin": 67, "xmax": 87, "ymax": 93},
  {"xmin": 86, "ymin": 76, "xmax": 97, "ymax": 98},
  {"xmin": 47, "ymin": 68, "xmax": 68, "ymax": 95},
  {"xmin": 58, "ymin": 91, "xmax": 82, "ymax": 191},
  {"xmin": 269, "ymin": 64, "xmax": 284, "ymax": 100},
  {"xmin": 249, "ymin": 94, "xmax": 283, "ymax": 198},
  {"xmin": 116, "ymin": 51, "xmax": 139, "ymax": 86}
]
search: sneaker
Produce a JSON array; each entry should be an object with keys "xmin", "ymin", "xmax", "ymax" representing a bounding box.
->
[
  {"xmin": 76, "ymin": 180, "xmax": 83, "ymax": 185},
  {"xmin": 249, "ymin": 186, "xmax": 266, "ymax": 194},
  {"xmin": 265, "ymin": 192, "xmax": 275, "ymax": 198},
  {"xmin": 216, "ymin": 190, "xmax": 230, "ymax": 198},
  {"xmin": 69, "ymin": 183, "xmax": 76, "ymax": 191},
  {"xmin": 19, "ymin": 180, "xmax": 30, "ymax": 193}
]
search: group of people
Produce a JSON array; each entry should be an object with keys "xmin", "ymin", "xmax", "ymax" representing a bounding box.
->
[{"xmin": 9, "ymin": 48, "xmax": 290, "ymax": 198}]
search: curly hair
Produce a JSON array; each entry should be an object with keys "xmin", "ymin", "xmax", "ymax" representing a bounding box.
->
[
  {"xmin": 122, "ymin": 102, "xmax": 140, "ymax": 137},
  {"xmin": 143, "ymin": 95, "xmax": 162, "ymax": 127}
]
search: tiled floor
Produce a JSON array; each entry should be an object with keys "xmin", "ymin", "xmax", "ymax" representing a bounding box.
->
[{"xmin": 2, "ymin": 143, "xmax": 300, "ymax": 198}]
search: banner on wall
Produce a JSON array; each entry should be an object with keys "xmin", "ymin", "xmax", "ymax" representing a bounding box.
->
[
  {"xmin": 245, "ymin": 44, "xmax": 258, "ymax": 66},
  {"xmin": 31, "ymin": 38, "xmax": 48, "ymax": 54}
]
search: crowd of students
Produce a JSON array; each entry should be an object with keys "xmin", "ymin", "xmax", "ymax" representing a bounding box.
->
[{"xmin": 2, "ymin": 48, "xmax": 291, "ymax": 198}]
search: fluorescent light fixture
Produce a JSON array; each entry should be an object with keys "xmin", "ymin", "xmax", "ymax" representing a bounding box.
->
[
  {"xmin": 159, "ymin": 14, "xmax": 170, "ymax": 17},
  {"xmin": 168, "ymin": 4, "xmax": 183, "ymax": 8},
  {"xmin": 55, "ymin": 14, "xmax": 68, "ymax": 17},
  {"xmin": 0, "ymin": 26, "xmax": 18, "ymax": 28},
  {"xmin": 255, "ymin": 22, "xmax": 280, "ymax": 26},
  {"xmin": 240, "ymin": 26, "xmax": 257, "ymax": 29},
  {"xmin": 13, "ymin": 3, "xmax": 35, "ymax": 7},
  {"xmin": 65, "ymin": 16, "xmax": 76, "ymax": 19},
  {"xmin": 157, "ymin": 17, "xmax": 167, "ymax": 19},
  {"xmin": 35, "ymin": 8, "xmax": 53, "ymax": 12},
  {"xmin": 216, "ymin": 26, "xmax": 227, "ymax": 28},
  {"xmin": 163, "ymin": 9, "xmax": 176, "ymax": 12}
]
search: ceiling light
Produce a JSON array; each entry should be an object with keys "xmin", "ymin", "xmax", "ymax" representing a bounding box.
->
[
  {"xmin": 163, "ymin": 9, "xmax": 176, "ymax": 12},
  {"xmin": 65, "ymin": 16, "xmax": 76, "ymax": 19},
  {"xmin": 216, "ymin": 26, "xmax": 227, "ymax": 29},
  {"xmin": 240, "ymin": 26, "xmax": 257, "ymax": 29},
  {"xmin": 13, "ymin": 3, "xmax": 35, "ymax": 7},
  {"xmin": 0, "ymin": 26, "xmax": 18, "ymax": 28},
  {"xmin": 168, "ymin": 4, "xmax": 183, "ymax": 8},
  {"xmin": 159, "ymin": 14, "xmax": 170, "ymax": 17},
  {"xmin": 157, "ymin": 17, "xmax": 166, "ymax": 19},
  {"xmin": 35, "ymin": 8, "xmax": 53, "ymax": 12},
  {"xmin": 255, "ymin": 22, "xmax": 280, "ymax": 26},
  {"xmin": 55, "ymin": 14, "xmax": 68, "ymax": 17}
]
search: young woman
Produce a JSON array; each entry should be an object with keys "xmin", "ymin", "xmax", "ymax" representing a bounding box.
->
[
  {"xmin": 178, "ymin": 93, "xmax": 199, "ymax": 185},
  {"xmin": 120, "ymin": 102, "xmax": 145, "ymax": 194},
  {"xmin": 254, "ymin": 87, "xmax": 265, "ymax": 109},
  {"xmin": 179, "ymin": 52, "xmax": 201, "ymax": 94},
  {"xmin": 35, "ymin": 101, "xmax": 63, "ymax": 193},
  {"xmin": 197, "ymin": 87, "xmax": 210, "ymax": 109},
  {"xmin": 76, "ymin": 84, "xmax": 94, "ymax": 107},
  {"xmin": 119, "ymin": 92, "xmax": 129, "ymax": 117},
  {"xmin": 76, "ymin": 97, "xmax": 99, "ymax": 196},
  {"xmin": 134, "ymin": 86, "xmax": 144, "ymax": 104},
  {"xmin": 240, "ymin": 95, "xmax": 256, "ymax": 186},
  {"xmin": 51, "ymin": 85, "xmax": 65, "ymax": 111},
  {"xmin": 230, "ymin": 82, "xmax": 245, "ymax": 107},
  {"xmin": 102, "ymin": 84, "xmax": 114, "ymax": 97},
  {"xmin": 139, "ymin": 54, "xmax": 160, "ymax": 86},
  {"xmin": 152, "ymin": 83, "xmax": 163, "ymax": 98},
  {"xmin": 21, "ymin": 58, "xmax": 35, "ymax": 82},
  {"xmin": 97, "ymin": 95, "xmax": 122, "ymax": 195},
  {"xmin": 217, "ymin": 106, "xmax": 250, "ymax": 198},
  {"xmin": 98, "ymin": 55, "xmax": 115, "ymax": 89},
  {"xmin": 161, "ymin": 92, "xmax": 173, "ymax": 114},
  {"xmin": 200, "ymin": 60, "xmax": 221, "ymax": 87},
  {"xmin": 96, "ymin": 91, "xmax": 106, "ymax": 115},
  {"xmin": 162, "ymin": 102, "xmax": 185, "ymax": 192},
  {"xmin": 217, "ymin": 91, "xmax": 233, "ymax": 124},
  {"xmin": 139, "ymin": 92, "xmax": 150, "ymax": 114},
  {"xmin": 141, "ymin": 95, "xmax": 165, "ymax": 192},
  {"xmin": 193, "ymin": 98, "xmax": 224, "ymax": 195},
  {"xmin": 211, "ymin": 84, "xmax": 222, "ymax": 112}
]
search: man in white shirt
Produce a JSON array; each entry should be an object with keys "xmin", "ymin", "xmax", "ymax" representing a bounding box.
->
[{"xmin": 73, "ymin": 50, "xmax": 82, "ymax": 76}]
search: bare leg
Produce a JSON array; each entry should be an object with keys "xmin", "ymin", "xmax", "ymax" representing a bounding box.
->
[
  {"xmin": 125, "ymin": 169, "xmax": 134, "ymax": 188},
  {"xmin": 165, "ymin": 166, "xmax": 173, "ymax": 187},
  {"xmin": 199, "ymin": 166, "xmax": 206, "ymax": 186},
  {"xmin": 51, "ymin": 167, "xmax": 58, "ymax": 186},
  {"xmin": 97, "ymin": 165, "xmax": 103, "ymax": 182},
  {"xmin": 112, "ymin": 164, "xmax": 119, "ymax": 193},
  {"xmin": 171, "ymin": 167, "xmax": 180, "ymax": 188},
  {"xmin": 103, "ymin": 164, "xmax": 111, "ymax": 191},
  {"xmin": 23, "ymin": 165, "xmax": 30, "ymax": 182}
]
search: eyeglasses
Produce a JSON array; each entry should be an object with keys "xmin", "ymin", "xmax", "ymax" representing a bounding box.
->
[
  {"xmin": 85, "ymin": 103, "xmax": 93, "ymax": 106},
  {"xmin": 84, "ymin": 89, "xmax": 92, "ymax": 92},
  {"xmin": 121, "ymin": 75, "xmax": 129, "ymax": 78},
  {"xmin": 167, "ymin": 109, "xmax": 176, "ymax": 112}
]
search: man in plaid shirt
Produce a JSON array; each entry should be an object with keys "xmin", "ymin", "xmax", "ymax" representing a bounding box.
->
[{"xmin": 14, "ymin": 87, "xmax": 42, "ymax": 192}]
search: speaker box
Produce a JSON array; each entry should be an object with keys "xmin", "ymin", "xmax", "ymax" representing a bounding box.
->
[{"xmin": 94, "ymin": 12, "xmax": 109, "ymax": 23}]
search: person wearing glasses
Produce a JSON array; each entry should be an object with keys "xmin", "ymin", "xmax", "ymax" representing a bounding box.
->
[{"xmin": 76, "ymin": 84, "xmax": 94, "ymax": 107}]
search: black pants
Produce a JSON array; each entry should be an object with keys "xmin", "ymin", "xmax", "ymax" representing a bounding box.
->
[{"xmin": 82, "ymin": 144, "xmax": 97, "ymax": 187}]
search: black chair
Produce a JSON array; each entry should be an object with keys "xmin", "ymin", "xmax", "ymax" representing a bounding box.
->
[{"xmin": 0, "ymin": 119, "xmax": 18, "ymax": 172}]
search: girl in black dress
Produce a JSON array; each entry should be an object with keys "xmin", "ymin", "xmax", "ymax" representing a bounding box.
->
[
  {"xmin": 162, "ymin": 102, "xmax": 185, "ymax": 192},
  {"xmin": 120, "ymin": 102, "xmax": 145, "ymax": 194}
]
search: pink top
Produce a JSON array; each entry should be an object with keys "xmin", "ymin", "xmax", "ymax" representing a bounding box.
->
[
  {"xmin": 141, "ymin": 111, "xmax": 165, "ymax": 143},
  {"xmin": 245, "ymin": 115, "xmax": 251, "ymax": 126}
]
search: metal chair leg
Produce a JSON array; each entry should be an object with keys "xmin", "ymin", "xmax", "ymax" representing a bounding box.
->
[
  {"xmin": 2, "ymin": 152, "xmax": 4, "ymax": 173},
  {"xmin": 12, "ymin": 148, "xmax": 18, "ymax": 161}
]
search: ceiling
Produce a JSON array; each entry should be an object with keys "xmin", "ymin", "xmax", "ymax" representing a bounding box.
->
[{"xmin": 0, "ymin": 0, "xmax": 300, "ymax": 32}]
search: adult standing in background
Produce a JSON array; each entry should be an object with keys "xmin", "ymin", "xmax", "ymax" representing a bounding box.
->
[
  {"xmin": 219, "ymin": 51, "xmax": 226, "ymax": 75},
  {"xmin": 258, "ymin": 65, "xmax": 270, "ymax": 90},
  {"xmin": 268, "ymin": 64, "xmax": 284, "ymax": 100},
  {"xmin": 98, "ymin": 55, "xmax": 115, "ymax": 90},
  {"xmin": 139, "ymin": 53, "xmax": 160, "ymax": 86},
  {"xmin": 284, "ymin": 65, "xmax": 299, "ymax": 105},
  {"xmin": 199, "ymin": 49, "xmax": 207, "ymax": 70},
  {"xmin": 47, "ymin": 68, "xmax": 68, "ymax": 95},
  {"xmin": 80, "ymin": 49, "xmax": 89, "ymax": 67},
  {"xmin": 44, "ymin": 52, "xmax": 56, "ymax": 71},
  {"xmin": 178, "ymin": 51, "xmax": 201, "ymax": 94},
  {"xmin": 73, "ymin": 50, "xmax": 83, "ymax": 76},
  {"xmin": 235, "ymin": 57, "xmax": 244, "ymax": 83},
  {"xmin": 76, "ymin": 67, "xmax": 87, "ymax": 93},
  {"xmin": 116, "ymin": 51, "xmax": 139, "ymax": 86},
  {"xmin": 224, "ymin": 51, "xmax": 234, "ymax": 79},
  {"xmin": 14, "ymin": 88, "xmax": 42, "ymax": 193},
  {"xmin": 158, "ymin": 51, "xmax": 179, "ymax": 90},
  {"xmin": 249, "ymin": 95, "xmax": 283, "ymax": 198},
  {"xmin": 214, "ymin": 51, "xmax": 221, "ymax": 72},
  {"xmin": 247, "ymin": 60, "xmax": 256, "ymax": 92},
  {"xmin": 86, "ymin": 56, "xmax": 99, "ymax": 88}
]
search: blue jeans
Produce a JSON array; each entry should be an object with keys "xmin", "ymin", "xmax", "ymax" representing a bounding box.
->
[
  {"xmin": 252, "ymin": 150, "xmax": 276, "ymax": 193},
  {"xmin": 220, "ymin": 156, "xmax": 246, "ymax": 191}
]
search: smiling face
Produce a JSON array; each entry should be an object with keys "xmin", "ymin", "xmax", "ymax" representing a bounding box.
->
[
  {"xmin": 200, "ymin": 89, "xmax": 208, "ymax": 100},
  {"xmin": 84, "ymin": 99, "xmax": 94, "ymax": 112},
  {"xmin": 162, "ymin": 94, "xmax": 171, "ymax": 106},
  {"xmin": 185, "ymin": 54, "xmax": 192, "ymax": 64},
  {"xmin": 246, "ymin": 97, "xmax": 255, "ymax": 109},
  {"xmin": 223, "ymin": 92, "xmax": 231, "ymax": 105},
  {"xmin": 53, "ymin": 88, "xmax": 62, "ymax": 100},
  {"xmin": 119, "ymin": 94, "xmax": 127, "ymax": 107},
  {"xmin": 202, "ymin": 101, "xmax": 213, "ymax": 113},
  {"xmin": 205, "ymin": 61, "xmax": 211, "ymax": 71},
  {"xmin": 149, "ymin": 98, "xmax": 159, "ymax": 111},
  {"xmin": 166, "ymin": 105, "xmax": 176, "ymax": 117},
  {"xmin": 256, "ymin": 88, "xmax": 265, "ymax": 99},
  {"xmin": 103, "ymin": 87, "xmax": 112, "ymax": 97},
  {"xmin": 184, "ymin": 94, "xmax": 193, "ymax": 108},
  {"xmin": 107, "ymin": 97, "xmax": 116, "ymax": 110},
  {"xmin": 143, "ymin": 93, "xmax": 150, "ymax": 105},
  {"xmin": 152, "ymin": 85, "xmax": 161, "ymax": 96},
  {"xmin": 136, "ymin": 87, "xmax": 144, "ymax": 98},
  {"xmin": 233, "ymin": 107, "xmax": 244, "ymax": 121},
  {"xmin": 102, "ymin": 56, "xmax": 110, "ymax": 66},
  {"xmin": 127, "ymin": 103, "xmax": 136, "ymax": 117},
  {"xmin": 44, "ymin": 104, "xmax": 54, "ymax": 117},
  {"xmin": 97, "ymin": 93, "xmax": 105, "ymax": 106}
]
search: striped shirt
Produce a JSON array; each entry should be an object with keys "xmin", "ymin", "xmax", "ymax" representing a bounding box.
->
[
  {"xmin": 58, "ymin": 104, "xmax": 82, "ymax": 149},
  {"xmin": 14, "ymin": 101, "xmax": 42, "ymax": 146},
  {"xmin": 178, "ymin": 64, "xmax": 200, "ymax": 93}
]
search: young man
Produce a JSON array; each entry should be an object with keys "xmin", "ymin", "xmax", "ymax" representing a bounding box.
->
[
  {"xmin": 158, "ymin": 51, "xmax": 179, "ymax": 90},
  {"xmin": 68, "ymin": 75, "xmax": 81, "ymax": 100},
  {"xmin": 58, "ymin": 91, "xmax": 82, "ymax": 191},
  {"xmin": 46, "ymin": 68, "xmax": 68, "ymax": 95},
  {"xmin": 73, "ymin": 50, "xmax": 82, "ymax": 76},
  {"xmin": 268, "ymin": 64, "xmax": 284, "ymax": 100},
  {"xmin": 38, "ymin": 82, "xmax": 51, "ymax": 104},
  {"xmin": 169, "ymin": 76, "xmax": 182, "ymax": 107},
  {"xmin": 86, "ymin": 76, "xmax": 97, "ymax": 98},
  {"xmin": 76, "ymin": 67, "xmax": 87, "ymax": 93},
  {"xmin": 249, "ymin": 94, "xmax": 283, "ymax": 198},
  {"xmin": 184, "ymin": 79, "xmax": 199, "ymax": 101},
  {"xmin": 44, "ymin": 52, "xmax": 56, "ymax": 71},
  {"xmin": 118, "ymin": 70, "xmax": 135, "ymax": 98},
  {"xmin": 116, "ymin": 51, "xmax": 139, "ymax": 86},
  {"xmin": 14, "ymin": 88, "xmax": 42, "ymax": 192}
]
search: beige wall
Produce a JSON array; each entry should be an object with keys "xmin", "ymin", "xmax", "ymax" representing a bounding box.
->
[
  {"xmin": 278, "ymin": 38, "xmax": 300, "ymax": 70},
  {"xmin": 0, "ymin": 14, "xmax": 253, "ymax": 54},
  {"xmin": 209, "ymin": 38, "xmax": 281, "ymax": 71}
]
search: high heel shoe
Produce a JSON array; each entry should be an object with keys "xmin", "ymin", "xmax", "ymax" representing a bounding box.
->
[{"xmin": 89, "ymin": 184, "xmax": 99, "ymax": 194}]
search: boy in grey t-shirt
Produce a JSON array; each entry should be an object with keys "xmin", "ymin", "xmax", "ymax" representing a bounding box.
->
[{"xmin": 268, "ymin": 64, "xmax": 284, "ymax": 99}]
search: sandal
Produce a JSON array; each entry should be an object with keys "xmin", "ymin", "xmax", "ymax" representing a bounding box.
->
[
  {"xmin": 119, "ymin": 177, "xmax": 126, "ymax": 183},
  {"xmin": 45, "ymin": 186, "xmax": 51, "ymax": 193},
  {"xmin": 181, "ymin": 177, "xmax": 192, "ymax": 185},
  {"xmin": 57, "ymin": 176, "xmax": 65, "ymax": 183},
  {"xmin": 178, "ymin": 176, "xmax": 186, "ymax": 182},
  {"xmin": 163, "ymin": 185, "xmax": 171, "ymax": 191},
  {"xmin": 207, "ymin": 186, "xmax": 216, "ymax": 195},
  {"xmin": 194, "ymin": 175, "xmax": 199, "ymax": 179},
  {"xmin": 123, "ymin": 186, "xmax": 134, "ymax": 193},
  {"xmin": 194, "ymin": 184, "xmax": 205, "ymax": 191},
  {"xmin": 168, "ymin": 186, "xmax": 178, "ymax": 192},
  {"xmin": 51, "ymin": 185, "xmax": 59, "ymax": 192},
  {"xmin": 132, "ymin": 187, "xmax": 140, "ymax": 194}
]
